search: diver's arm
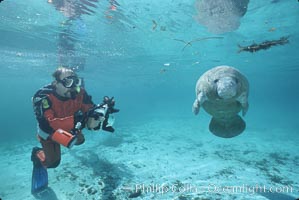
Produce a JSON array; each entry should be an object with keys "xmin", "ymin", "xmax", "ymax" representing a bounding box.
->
[
  {"xmin": 79, "ymin": 89, "xmax": 101, "ymax": 129},
  {"xmin": 80, "ymin": 88, "xmax": 95, "ymax": 113}
]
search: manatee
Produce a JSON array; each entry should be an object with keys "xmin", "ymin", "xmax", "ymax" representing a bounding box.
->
[{"xmin": 192, "ymin": 65, "xmax": 249, "ymax": 138}]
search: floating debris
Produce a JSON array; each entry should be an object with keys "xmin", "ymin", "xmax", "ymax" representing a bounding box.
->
[
  {"xmin": 152, "ymin": 20, "xmax": 157, "ymax": 30},
  {"xmin": 174, "ymin": 37, "xmax": 224, "ymax": 51},
  {"xmin": 268, "ymin": 27, "xmax": 276, "ymax": 32},
  {"xmin": 238, "ymin": 36, "xmax": 289, "ymax": 53},
  {"xmin": 151, "ymin": 20, "xmax": 166, "ymax": 31},
  {"xmin": 160, "ymin": 68, "xmax": 167, "ymax": 73},
  {"xmin": 128, "ymin": 189, "xmax": 142, "ymax": 198},
  {"xmin": 160, "ymin": 26, "xmax": 166, "ymax": 31},
  {"xmin": 16, "ymin": 52, "xmax": 23, "ymax": 57}
]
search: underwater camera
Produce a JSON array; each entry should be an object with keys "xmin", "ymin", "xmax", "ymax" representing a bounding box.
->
[
  {"xmin": 94, "ymin": 104, "xmax": 108, "ymax": 117},
  {"xmin": 87, "ymin": 96, "xmax": 119, "ymax": 132}
]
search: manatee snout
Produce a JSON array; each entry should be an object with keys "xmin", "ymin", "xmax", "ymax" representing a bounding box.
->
[{"xmin": 216, "ymin": 77, "xmax": 237, "ymax": 99}]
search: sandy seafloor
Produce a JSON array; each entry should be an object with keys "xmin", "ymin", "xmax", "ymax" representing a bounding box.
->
[{"xmin": 0, "ymin": 117, "xmax": 298, "ymax": 200}]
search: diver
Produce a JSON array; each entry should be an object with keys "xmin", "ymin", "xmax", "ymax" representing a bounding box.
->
[{"xmin": 31, "ymin": 67, "xmax": 119, "ymax": 194}]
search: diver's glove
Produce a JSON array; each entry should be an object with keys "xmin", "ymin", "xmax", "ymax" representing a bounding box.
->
[
  {"xmin": 73, "ymin": 110, "xmax": 86, "ymax": 130},
  {"xmin": 100, "ymin": 96, "xmax": 119, "ymax": 133}
]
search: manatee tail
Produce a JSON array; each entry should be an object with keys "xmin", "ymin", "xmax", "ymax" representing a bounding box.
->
[{"xmin": 209, "ymin": 115, "xmax": 246, "ymax": 138}]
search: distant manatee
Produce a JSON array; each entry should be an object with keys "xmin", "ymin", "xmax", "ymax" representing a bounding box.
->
[{"xmin": 194, "ymin": 0, "xmax": 249, "ymax": 34}]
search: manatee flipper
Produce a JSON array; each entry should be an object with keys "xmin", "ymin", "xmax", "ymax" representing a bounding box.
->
[
  {"xmin": 241, "ymin": 102, "xmax": 249, "ymax": 117},
  {"xmin": 209, "ymin": 115, "xmax": 246, "ymax": 138},
  {"xmin": 192, "ymin": 92, "xmax": 207, "ymax": 115},
  {"xmin": 236, "ymin": 92, "xmax": 249, "ymax": 116},
  {"xmin": 192, "ymin": 99, "xmax": 200, "ymax": 115}
]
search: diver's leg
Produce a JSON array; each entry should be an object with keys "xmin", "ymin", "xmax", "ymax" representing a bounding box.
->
[
  {"xmin": 31, "ymin": 147, "xmax": 48, "ymax": 194},
  {"xmin": 40, "ymin": 138, "xmax": 61, "ymax": 168},
  {"xmin": 75, "ymin": 132, "xmax": 85, "ymax": 145},
  {"xmin": 31, "ymin": 138, "xmax": 61, "ymax": 194}
]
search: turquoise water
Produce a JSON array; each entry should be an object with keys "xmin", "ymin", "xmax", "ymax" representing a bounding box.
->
[{"xmin": 0, "ymin": 0, "xmax": 298, "ymax": 199}]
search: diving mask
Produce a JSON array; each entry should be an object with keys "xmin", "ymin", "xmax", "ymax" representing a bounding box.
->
[{"xmin": 57, "ymin": 75, "xmax": 81, "ymax": 88}]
